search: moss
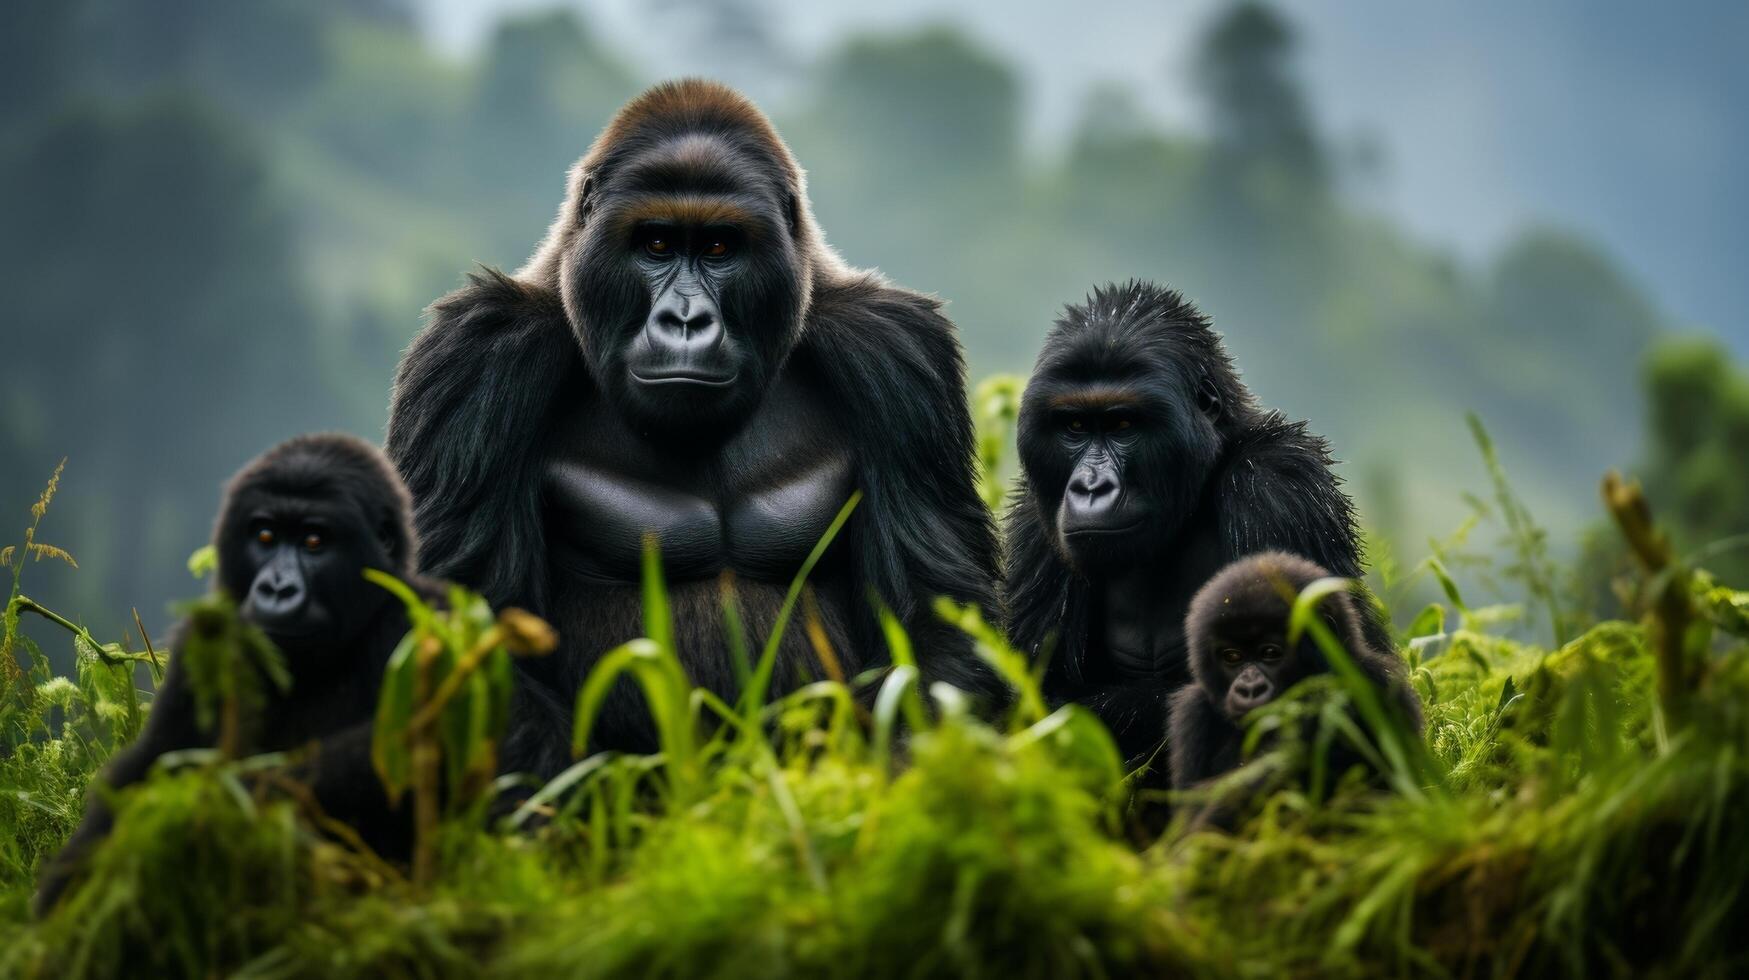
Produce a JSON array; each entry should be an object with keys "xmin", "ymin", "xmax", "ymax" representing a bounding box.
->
[{"xmin": 5, "ymin": 462, "xmax": 1749, "ymax": 977}]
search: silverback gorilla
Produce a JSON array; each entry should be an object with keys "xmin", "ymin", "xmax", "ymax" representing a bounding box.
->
[
  {"xmin": 35, "ymin": 434, "xmax": 432, "ymax": 914},
  {"xmin": 1003, "ymin": 281, "xmax": 1392, "ymax": 772},
  {"xmin": 1169, "ymin": 551, "xmax": 1422, "ymax": 792},
  {"xmin": 387, "ymin": 80, "xmax": 1000, "ymax": 775}
]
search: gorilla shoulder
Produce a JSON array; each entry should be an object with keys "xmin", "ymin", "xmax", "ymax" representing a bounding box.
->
[{"xmin": 388, "ymin": 269, "xmax": 575, "ymax": 605}]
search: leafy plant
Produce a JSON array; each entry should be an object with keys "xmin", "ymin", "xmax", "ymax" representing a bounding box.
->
[
  {"xmin": 368, "ymin": 573, "xmax": 556, "ymax": 887},
  {"xmin": 1468, "ymin": 413, "xmax": 1568, "ymax": 645},
  {"xmin": 6, "ymin": 430, "xmax": 1749, "ymax": 977},
  {"xmin": 972, "ymin": 374, "xmax": 1025, "ymax": 510},
  {"xmin": 0, "ymin": 464, "xmax": 159, "ymax": 912}
]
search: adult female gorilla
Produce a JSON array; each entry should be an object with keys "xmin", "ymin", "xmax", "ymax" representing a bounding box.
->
[
  {"xmin": 388, "ymin": 81, "xmax": 1001, "ymax": 774},
  {"xmin": 1003, "ymin": 281, "xmax": 1391, "ymax": 773}
]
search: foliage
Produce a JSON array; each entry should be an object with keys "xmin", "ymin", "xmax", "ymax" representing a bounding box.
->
[
  {"xmin": 1467, "ymin": 413, "xmax": 1568, "ymax": 645},
  {"xmin": 0, "ymin": 465, "xmax": 156, "ymax": 916},
  {"xmin": 1641, "ymin": 337, "xmax": 1749, "ymax": 582},
  {"xmin": 972, "ymin": 374, "xmax": 1025, "ymax": 510},
  {"xmin": 175, "ymin": 593, "xmax": 290, "ymax": 759},
  {"xmin": 1574, "ymin": 337, "xmax": 1749, "ymax": 623},
  {"xmin": 369, "ymin": 572, "xmax": 555, "ymax": 886},
  {"xmin": 1, "ymin": 447, "xmax": 1747, "ymax": 977},
  {"xmin": 0, "ymin": 1, "xmax": 1741, "ymax": 970},
  {"xmin": 1196, "ymin": 0, "xmax": 1326, "ymax": 182},
  {"xmin": 15, "ymin": 767, "xmax": 315, "ymax": 978}
]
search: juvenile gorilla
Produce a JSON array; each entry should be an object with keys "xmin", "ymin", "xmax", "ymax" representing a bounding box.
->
[
  {"xmin": 1167, "ymin": 551, "xmax": 1423, "ymax": 790},
  {"xmin": 1004, "ymin": 281, "xmax": 1392, "ymax": 770},
  {"xmin": 34, "ymin": 434, "xmax": 433, "ymax": 914},
  {"xmin": 388, "ymin": 80, "xmax": 1000, "ymax": 775}
]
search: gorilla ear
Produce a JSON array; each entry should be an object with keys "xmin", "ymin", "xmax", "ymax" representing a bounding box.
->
[
  {"xmin": 576, "ymin": 174, "xmax": 595, "ymax": 228},
  {"xmin": 374, "ymin": 516, "xmax": 401, "ymax": 563},
  {"xmin": 1196, "ymin": 377, "xmax": 1223, "ymax": 420}
]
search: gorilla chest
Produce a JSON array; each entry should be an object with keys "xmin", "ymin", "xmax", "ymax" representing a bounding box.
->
[
  {"xmin": 1094, "ymin": 522, "xmax": 1226, "ymax": 685},
  {"xmin": 544, "ymin": 378, "xmax": 857, "ymax": 584}
]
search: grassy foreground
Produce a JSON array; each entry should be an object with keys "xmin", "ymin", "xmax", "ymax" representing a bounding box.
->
[{"xmin": 2, "ymin": 456, "xmax": 1747, "ymax": 978}]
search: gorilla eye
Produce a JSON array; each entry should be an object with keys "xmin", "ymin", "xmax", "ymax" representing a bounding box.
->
[
  {"xmin": 303, "ymin": 532, "xmax": 324, "ymax": 552},
  {"xmin": 1112, "ymin": 417, "xmax": 1132, "ymax": 431},
  {"xmin": 1220, "ymin": 649, "xmax": 1244, "ymax": 665},
  {"xmin": 255, "ymin": 527, "xmax": 275, "ymax": 546},
  {"xmin": 1066, "ymin": 418, "xmax": 1087, "ymax": 434},
  {"xmin": 644, "ymin": 237, "xmax": 672, "ymax": 257},
  {"xmin": 1259, "ymin": 644, "xmax": 1283, "ymax": 662},
  {"xmin": 703, "ymin": 240, "xmax": 731, "ymax": 258}
]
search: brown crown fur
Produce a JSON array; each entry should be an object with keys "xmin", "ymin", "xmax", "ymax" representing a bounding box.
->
[{"xmin": 517, "ymin": 79, "xmax": 853, "ymax": 319}]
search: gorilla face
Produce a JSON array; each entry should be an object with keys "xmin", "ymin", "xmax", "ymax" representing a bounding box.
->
[
  {"xmin": 1200, "ymin": 620, "xmax": 1316, "ymax": 721},
  {"xmin": 1184, "ymin": 552, "xmax": 1341, "ymax": 723},
  {"xmin": 1018, "ymin": 349, "xmax": 1225, "ymax": 573},
  {"xmin": 231, "ymin": 506, "xmax": 387, "ymax": 660},
  {"xmin": 625, "ymin": 223, "xmax": 747, "ymax": 390},
  {"xmin": 216, "ymin": 437, "xmax": 411, "ymax": 670},
  {"xmin": 563, "ymin": 133, "xmax": 806, "ymax": 443}
]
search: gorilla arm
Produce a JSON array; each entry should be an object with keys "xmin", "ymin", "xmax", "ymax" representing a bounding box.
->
[
  {"xmin": 387, "ymin": 270, "xmax": 582, "ymax": 779},
  {"xmin": 1213, "ymin": 413, "xmax": 1396, "ymax": 654},
  {"xmin": 1164, "ymin": 682, "xmax": 1274, "ymax": 831},
  {"xmin": 1166, "ymin": 683, "xmax": 1236, "ymax": 789},
  {"xmin": 386, "ymin": 268, "xmax": 577, "ymax": 615},
  {"xmin": 806, "ymin": 275, "xmax": 1005, "ymax": 705}
]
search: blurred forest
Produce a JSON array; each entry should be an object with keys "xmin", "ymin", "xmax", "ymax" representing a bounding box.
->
[{"xmin": 2, "ymin": 0, "xmax": 1744, "ymax": 638}]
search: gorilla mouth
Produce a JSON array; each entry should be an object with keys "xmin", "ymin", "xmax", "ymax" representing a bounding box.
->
[
  {"xmin": 256, "ymin": 624, "xmax": 325, "ymax": 644},
  {"xmin": 631, "ymin": 369, "xmax": 739, "ymax": 388},
  {"xmin": 1062, "ymin": 520, "xmax": 1144, "ymax": 538}
]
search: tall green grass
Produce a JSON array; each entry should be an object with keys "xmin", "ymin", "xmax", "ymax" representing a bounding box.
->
[
  {"xmin": 1, "ymin": 427, "xmax": 1747, "ymax": 977},
  {"xmin": 0, "ymin": 462, "xmax": 159, "ymax": 918}
]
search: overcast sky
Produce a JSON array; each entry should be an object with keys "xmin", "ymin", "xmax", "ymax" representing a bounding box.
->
[{"xmin": 418, "ymin": 0, "xmax": 1748, "ymax": 353}]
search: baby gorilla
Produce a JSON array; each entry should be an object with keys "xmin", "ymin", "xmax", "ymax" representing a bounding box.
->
[
  {"xmin": 34, "ymin": 433, "xmax": 435, "ymax": 915},
  {"xmin": 1168, "ymin": 552, "xmax": 1423, "ymax": 792}
]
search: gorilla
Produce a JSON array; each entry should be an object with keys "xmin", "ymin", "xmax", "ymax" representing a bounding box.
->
[
  {"xmin": 35, "ymin": 433, "xmax": 433, "ymax": 914},
  {"xmin": 1003, "ymin": 280, "xmax": 1392, "ymax": 772},
  {"xmin": 1168, "ymin": 551, "xmax": 1423, "ymax": 790},
  {"xmin": 387, "ymin": 80, "xmax": 1000, "ymax": 774}
]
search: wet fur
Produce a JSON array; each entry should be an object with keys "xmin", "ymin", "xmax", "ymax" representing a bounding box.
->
[{"xmin": 1003, "ymin": 281, "xmax": 1393, "ymax": 771}]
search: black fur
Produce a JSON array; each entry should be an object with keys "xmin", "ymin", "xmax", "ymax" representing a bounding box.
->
[
  {"xmin": 1167, "ymin": 551, "xmax": 1423, "ymax": 792},
  {"xmin": 387, "ymin": 81, "xmax": 1000, "ymax": 777},
  {"xmin": 34, "ymin": 434, "xmax": 433, "ymax": 915},
  {"xmin": 1003, "ymin": 281, "xmax": 1391, "ymax": 773},
  {"xmin": 383, "ymin": 271, "xmax": 574, "ymax": 615}
]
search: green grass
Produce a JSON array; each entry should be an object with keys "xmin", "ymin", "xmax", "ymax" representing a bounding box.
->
[{"xmin": 2, "ymin": 446, "xmax": 1747, "ymax": 977}]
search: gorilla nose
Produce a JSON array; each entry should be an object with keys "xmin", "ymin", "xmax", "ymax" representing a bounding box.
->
[
  {"xmin": 1231, "ymin": 673, "xmax": 1273, "ymax": 709},
  {"xmin": 251, "ymin": 567, "xmax": 306, "ymax": 618},
  {"xmin": 1065, "ymin": 469, "xmax": 1119, "ymax": 517},
  {"xmin": 649, "ymin": 296, "xmax": 723, "ymax": 354}
]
